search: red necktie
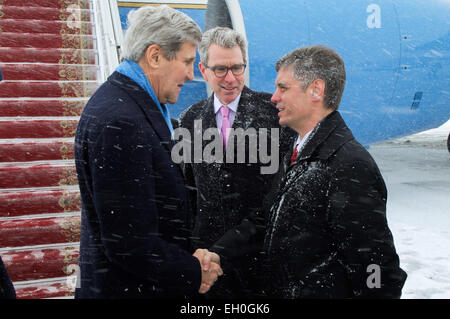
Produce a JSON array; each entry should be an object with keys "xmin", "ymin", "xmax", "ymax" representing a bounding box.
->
[{"xmin": 290, "ymin": 144, "xmax": 299, "ymax": 165}]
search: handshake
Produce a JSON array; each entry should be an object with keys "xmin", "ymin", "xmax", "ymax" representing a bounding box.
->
[{"xmin": 193, "ymin": 249, "xmax": 223, "ymax": 294}]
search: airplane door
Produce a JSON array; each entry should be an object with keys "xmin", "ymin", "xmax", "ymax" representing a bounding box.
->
[{"xmin": 386, "ymin": 0, "xmax": 450, "ymax": 137}]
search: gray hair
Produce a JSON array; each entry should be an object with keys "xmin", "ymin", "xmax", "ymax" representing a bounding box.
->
[
  {"xmin": 121, "ymin": 5, "xmax": 202, "ymax": 62},
  {"xmin": 275, "ymin": 45, "xmax": 346, "ymax": 110},
  {"xmin": 198, "ymin": 27, "xmax": 247, "ymax": 65}
]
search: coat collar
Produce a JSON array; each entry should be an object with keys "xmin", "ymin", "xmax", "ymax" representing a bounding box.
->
[
  {"xmin": 278, "ymin": 111, "xmax": 355, "ymax": 195},
  {"xmin": 292, "ymin": 111, "xmax": 355, "ymax": 164},
  {"xmin": 232, "ymin": 86, "xmax": 259, "ymax": 131},
  {"xmin": 200, "ymin": 93, "xmax": 217, "ymax": 128},
  {"xmin": 108, "ymin": 71, "xmax": 174, "ymax": 152}
]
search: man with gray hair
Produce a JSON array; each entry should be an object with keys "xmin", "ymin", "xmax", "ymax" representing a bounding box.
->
[
  {"xmin": 74, "ymin": 5, "xmax": 222, "ymax": 298},
  {"xmin": 261, "ymin": 45, "xmax": 407, "ymax": 298},
  {"xmin": 178, "ymin": 26, "xmax": 295, "ymax": 298}
]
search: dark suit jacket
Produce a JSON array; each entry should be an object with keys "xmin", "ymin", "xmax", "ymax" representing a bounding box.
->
[
  {"xmin": 178, "ymin": 86, "xmax": 296, "ymax": 298},
  {"xmin": 74, "ymin": 71, "xmax": 201, "ymax": 298}
]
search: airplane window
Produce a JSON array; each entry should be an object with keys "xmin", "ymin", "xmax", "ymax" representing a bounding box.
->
[{"xmin": 205, "ymin": 0, "xmax": 232, "ymax": 31}]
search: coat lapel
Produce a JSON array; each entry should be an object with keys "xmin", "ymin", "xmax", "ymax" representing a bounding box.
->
[
  {"xmin": 110, "ymin": 72, "xmax": 174, "ymax": 153},
  {"xmin": 196, "ymin": 95, "xmax": 224, "ymax": 171},
  {"xmin": 231, "ymin": 86, "xmax": 257, "ymax": 131},
  {"xmin": 108, "ymin": 72, "xmax": 189, "ymax": 179},
  {"xmin": 199, "ymin": 94, "xmax": 221, "ymax": 152},
  {"xmin": 279, "ymin": 111, "xmax": 355, "ymax": 195}
]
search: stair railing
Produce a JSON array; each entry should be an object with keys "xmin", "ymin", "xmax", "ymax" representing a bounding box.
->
[{"xmin": 90, "ymin": 0, "xmax": 123, "ymax": 83}]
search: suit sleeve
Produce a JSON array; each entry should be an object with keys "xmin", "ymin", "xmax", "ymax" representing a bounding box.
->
[
  {"xmin": 89, "ymin": 118, "xmax": 201, "ymax": 294},
  {"xmin": 327, "ymin": 158, "xmax": 407, "ymax": 298}
]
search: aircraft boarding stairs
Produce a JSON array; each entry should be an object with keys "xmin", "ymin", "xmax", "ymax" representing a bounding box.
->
[{"xmin": 0, "ymin": 0, "xmax": 108, "ymax": 298}]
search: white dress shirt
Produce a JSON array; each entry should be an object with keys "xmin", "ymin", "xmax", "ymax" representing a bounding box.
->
[
  {"xmin": 293, "ymin": 130, "xmax": 313, "ymax": 155},
  {"xmin": 214, "ymin": 93, "xmax": 241, "ymax": 131}
]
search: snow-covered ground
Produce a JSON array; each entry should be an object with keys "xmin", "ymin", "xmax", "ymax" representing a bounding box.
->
[{"xmin": 368, "ymin": 119, "xmax": 450, "ymax": 299}]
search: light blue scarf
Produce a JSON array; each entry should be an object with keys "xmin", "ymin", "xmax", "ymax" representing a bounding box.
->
[{"xmin": 116, "ymin": 60, "xmax": 174, "ymax": 138}]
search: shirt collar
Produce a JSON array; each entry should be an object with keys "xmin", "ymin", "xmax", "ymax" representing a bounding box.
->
[
  {"xmin": 213, "ymin": 93, "xmax": 241, "ymax": 114},
  {"xmin": 294, "ymin": 130, "xmax": 313, "ymax": 151}
]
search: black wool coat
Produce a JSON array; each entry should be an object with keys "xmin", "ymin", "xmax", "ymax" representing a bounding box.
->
[
  {"xmin": 74, "ymin": 72, "xmax": 201, "ymax": 299},
  {"xmin": 0, "ymin": 256, "xmax": 16, "ymax": 299},
  {"xmin": 262, "ymin": 111, "xmax": 407, "ymax": 298},
  {"xmin": 178, "ymin": 86, "xmax": 296, "ymax": 298}
]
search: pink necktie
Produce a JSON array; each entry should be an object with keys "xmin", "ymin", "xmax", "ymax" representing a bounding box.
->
[{"xmin": 220, "ymin": 105, "xmax": 231, "ymax": 147}]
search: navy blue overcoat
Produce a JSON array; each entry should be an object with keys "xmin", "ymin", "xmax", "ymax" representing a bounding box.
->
[{"xmin": 74, "ymin": 71, "xmax": 201, "ymax": 298}]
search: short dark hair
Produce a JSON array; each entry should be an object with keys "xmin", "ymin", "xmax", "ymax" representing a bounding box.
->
[{"xmin": 275, "ymin": 45, "xmax": 346, "ymax": 110}]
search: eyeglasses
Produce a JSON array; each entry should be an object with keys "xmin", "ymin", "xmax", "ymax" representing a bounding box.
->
[{"xmin": 205, "ymin": 64, "xmax": 246, "ymax": 78}]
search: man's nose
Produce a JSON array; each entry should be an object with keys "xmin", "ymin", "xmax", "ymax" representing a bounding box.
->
[
  {"xmin": 186, "ymin": 64, "xmax": 194, "ymax": 81},
  {"xmin": 271, "ymin": 91, "xmax": 280, "ymax": 104},
  {"xmin": 223, "ymin": 68, "xmax": 236, "ymax": 82}
]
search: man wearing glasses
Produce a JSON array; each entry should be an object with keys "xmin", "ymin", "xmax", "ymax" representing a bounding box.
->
[{"xmin": 179, "ymin": 27, "xmax": 294, "ymax": 298}]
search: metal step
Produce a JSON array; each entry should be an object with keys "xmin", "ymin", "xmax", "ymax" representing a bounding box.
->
[
  {"xmin": 0, "ymin": 99, "xmax": 88, "ymax": 117},
  {"xmin": 0, "ymin": 187, "xmax": 80, "ymax": 218},
  {"xmin": 0, "ymin": 6, "xmax": 91, "ymax": 22},
  {"xmin": 13, "ymin": 276, "xmax": 77, "ymax": 299},
  {"xmin": 0, "ymin": 161, "xmax": 77, "ymax": 189},
  {"xmin": 0, "ymin": 118, "xmax": 80, "ymax": 138},
  {"xmin": 1, "ymin": 243, "xmax": 79, "ymax": 282},
  {"xmin": 0, "ymin": 214, "xmax": 81, "ymax": 248},
  {"xmin": 0, "ymin": 47, "xmax": 97, "ymax": 64},
  {"xmin": 0, "ymin": 80, "xmax": 98, "ymax": 98},
  {"xmin": 0, "ymin": 63, "xmax": 97, "ymax": 81}
]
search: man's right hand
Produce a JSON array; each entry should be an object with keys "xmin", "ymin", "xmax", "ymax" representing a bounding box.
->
[{"xmin": 193, "ymin": 249, "xmax": 223, "ymax": 294}]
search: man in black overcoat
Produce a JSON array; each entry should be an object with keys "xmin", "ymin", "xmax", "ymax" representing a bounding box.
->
[
  {"xmin": 74, "ymin": 5, "xmax": 222, "ymax": 299},
  {"xmin": 211, "ymin": 45, "xmax": 407, "ymax": 298},
  {"xmin": 178, "ymin": 27, "xmax": 295, "ymax": 298}
]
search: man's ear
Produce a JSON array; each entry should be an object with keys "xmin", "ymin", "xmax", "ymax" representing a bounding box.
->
[
  {"xmin": 310, "ymin": 79, "xmax": 325, "ymax": 102},
  {"xmin": 198, "ymin": 61, "xmax": 209, "ymax": 81},
  {"xmin": 145, "ymin": 44, "xmax": 163, "ymax": 68}
]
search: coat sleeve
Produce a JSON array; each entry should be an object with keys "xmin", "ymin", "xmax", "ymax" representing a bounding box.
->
[
  {"xmin": 89, "ymin": 118, "xmax": 201, "ymax": 294},
  {"xmin": 209, "ymin": 210, "xmax": 267, "ymax": 260},
  {"xmin": 208, "ymin": 127, "xmax": 291, "ymax": 260},
  {"xmin": 181, "ymin": 162, "xmax": 198, "ymax": 235},
  {"xmin": 327, "ymin": 157, "xmax": 407, "ymax": 298}
]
